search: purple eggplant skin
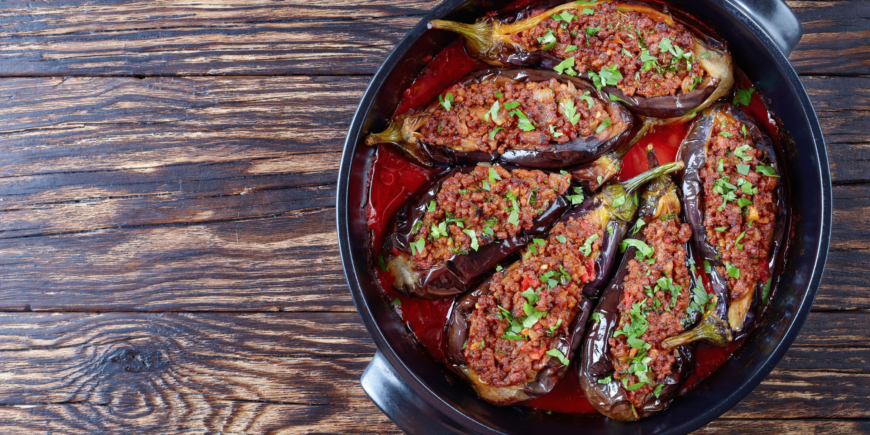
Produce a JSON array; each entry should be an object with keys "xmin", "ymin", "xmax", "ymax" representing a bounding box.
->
[
  {"xmin": 442, "ymin": 162, "xmax": 684, "ymax": 405},
  {"xmin": 445, "ymin": 269, "xmax": 594, "ymax": 405},
  {"xmin": 677, "ymin": 102, "xmax": 786, "ymax": 336},
  {"xmin": 578, "ymin": 251, "xmax": 693, "ymax": 421},
  {"xmin": 365, "ymin": 68, "xmax": 634, "ymax": 169},
  {"xmin": 428, "ymin": 2, "xmax": 734, "ymax": 122},
  {"xmin": 578, "ymin": 163, "xmax": 702, "ymax": 421},
  {"xmin": 382, "ymin": 166, "xmax": 570, "ymax": 299}
]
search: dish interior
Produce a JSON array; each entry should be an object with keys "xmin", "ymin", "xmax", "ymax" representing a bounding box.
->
[{"xmin": 341, "ymin": 0, "xmax": 829, "ymax": 432}]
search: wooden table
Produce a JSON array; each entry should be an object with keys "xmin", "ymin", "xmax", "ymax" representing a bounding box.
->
[{"xmin": 0, "ymin": 0, "xmax": 864, "ymax": 433}]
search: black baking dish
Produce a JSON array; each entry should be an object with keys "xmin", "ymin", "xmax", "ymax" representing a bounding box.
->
[{"xmin": 336, "ymin": 0, "xmax": 832, "ymax": 433}]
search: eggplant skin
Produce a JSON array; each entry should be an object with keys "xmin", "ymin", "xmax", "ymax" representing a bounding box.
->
[
  {"xmin": 577, "ymin": 242, "xmax": 693, "ymax": 421},
  {"xmin": 383, "ymin": 166, "xmax": 569, "ymax": 299},
  {"xmin": 445, "ymin": 271, "xmax": 593, "ymax": 405},
  {"xmin": 366, "ymin": 68, "xmax": 634, "ymax": 169},
  {"xmin": 677, "ymin": 102, "xmax": 786, "ymax": 335}
]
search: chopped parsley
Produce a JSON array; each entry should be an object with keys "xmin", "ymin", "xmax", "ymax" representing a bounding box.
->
[
  {"xmin": 567, "ymin": 187, "xmax": 585, "ymax": 205},
  {"xmin": 756, "ymin": 165, "xmax": 778, "ymax": 177},
  {"xmin": 608, "ymin": 93, "xmax": 632, "ymax": 105},
  {"xmin": 580, "ymin": 233, "xmax": 599, "ymax": 256},
  {"xmin": 553, "ymin": 11, "xmax": 575, "ymax": 23},
  {"xmin": 510, "ymin": 109, "xmax": 536, "ymax": 131},
  {"xmin": 736, "ymin": 164, "xmax": 751, "ymax": 175},
  {"xmin": 579, "ymin": 91, "xmax": 595, "ymax": 108},
  {"xmin": 733, "ymin": 87, "xmax": 755, "ymax": 106},
  {"xmin": 620, "ymin": 238, "xmax": 654, "ymax": 260},
  {"xmin": 489, "ymin": 127, "xmax": 503, "ymax": 140},
  {"xmin": 485, "ymin": 100, "xmax": 500, "ymax": 122},
  {"xmin": 611, "ymin": 194, "xmax": 626, "ymax": 208},
  {"xmin": 378, "ymin": 254, "xmax": 390, "ymax": 272},
  {"xmin": 392, "ymin": 298, "xmax": 401, "ymax": 306},
  {"xmin": 726, "ymin": 262, "xmax": 741, "ymax": 279},
  {"xmin": 596, "ymin": 118, "xmax": 612, "ymax": 133},
  {"xmin": 562, "ymin": 98, "xmax": 582, "ymax": 125},
  {"xmin": 463, "ymin": 229, "xmax": 479, "ymax": 251},
  {"xmin": 537, "ymin": 29, "xmax": 558, "ymax": 51},
  {"xmin": 549, "ymin": 124, "xmax": 564, "ymax": 138},
  {"xmin": 546, "ymin": 348, "xmax": 570, "ymax": 366},
  {"xmin": 438, "ymin": 92, "xmax": 454, "ymax": 111},
  {"xmin": 591, "ymin": 312, "xmax": 605, "ymax": 324},
  {"xmin": 553, "ymin": 56, "xmax": 578, "ymax": 76}
]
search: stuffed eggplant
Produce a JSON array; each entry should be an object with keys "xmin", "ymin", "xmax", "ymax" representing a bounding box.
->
[
  {"xmin": 669, "ymin": 102, "xmax": 784, "ymax": 341},
  {"xmin": 578, "ymin": 147, "xmax": 726, "ymax": 420},
  {"xmin": 365, "ymin": 68, "xmax": 633, "ymax": 168},
  {"xmin": 444, "ymin": 162, "xmax": 683, "ymax": 405},
  {"xmin": 382, "ymin": 164, "xmax": 571, "ymax": 299},
  {"xmin": 428, "ymin": 1, "xmax": 733, "ymax": 120}
]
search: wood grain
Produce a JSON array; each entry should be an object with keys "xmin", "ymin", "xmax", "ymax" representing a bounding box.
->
[
  {"xmin": 0, "ymin": 0, "xmax": 862, "ymax": 433},
  {"xmin": 0, "ymin": 311, "xmax": 863, "ymax": 433},
  {"xmin": 0, "ymin": 0, "xmax": 863, "ymax": 76},
  {"xmin": 0, "ymin": 75, "xmax": 862, "ymax": 312}
]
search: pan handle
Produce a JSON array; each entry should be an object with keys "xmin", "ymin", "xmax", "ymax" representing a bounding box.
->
[
  {"xmin": 361, "ymin": 350, "xmax": 469, "ymax": 434},
  {"xmin": 729, "ymin": 0, "xmax": 802, "ymax": 56}
]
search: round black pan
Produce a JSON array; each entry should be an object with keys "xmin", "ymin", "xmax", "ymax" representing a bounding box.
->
[{"xmin": 337, "ymin": 0, "xmax": 831, "ymax": 433}]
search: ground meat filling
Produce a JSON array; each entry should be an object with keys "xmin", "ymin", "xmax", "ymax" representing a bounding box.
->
[
  {"xmin": 514, "ymin": 3, "xmax": 704, "ymax": 98},
  {"xmin": 700, "ymin": 118, "xmax": 778, "ymax": 301},
  {"xmin": 608, "ymin": 218, "xmax": 693, "ymax": 408},
  {"xmin": 463, "ymin": 215, "xmax": 603, "ymax": 388},
  {"xmin": 420, "ymin": 78, "xmax": 614, "ymax": 154},
  {"xmin": 409, "ymin": 165, "xmax": 570, "ymax": 268}
]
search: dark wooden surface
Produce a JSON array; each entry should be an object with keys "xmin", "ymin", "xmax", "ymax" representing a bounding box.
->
[{"xmin": 0, "ymin": 0, "xmax": 865, "ymax": 433}]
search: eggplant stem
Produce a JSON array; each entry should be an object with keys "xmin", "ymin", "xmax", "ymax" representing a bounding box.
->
[
  {"xmin": 622, "ymin": 161, "xmax": 683, "ymax": 194},
  {"xmin": 662, "ymin": 296, "xmax": 733, "ymax": 348},
  {"xmin": 365, "ymin": 118, "xmax": 403, "ymax": 146},
  {"xmin": 627, "ymin": 120, "xmax": 653, "ymax": 151},
  {"xmin": 428, "ymin": 20, "xmax": 495, "ymax": 60}
]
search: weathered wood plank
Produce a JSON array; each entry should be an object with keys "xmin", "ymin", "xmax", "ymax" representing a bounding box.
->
[
  {"xmin": 0, "ymin": 0, "xmax": 430, "ymax": 76},
  {"xmin": 0, "ymin": 209, "xmax": 353, "ymax": 312},
  {"xmin": 0, "ymin": 311, "xmax": 398, "ymax": 432},
  {"xmin": 787, "ymin": 0, "xmax": 870, "ymax": 76},
  {"xmin": 699, "ymin": 419, "xmax": 870, "ymax": 434},
  {"xmin": 0, "ymin": 311, "xmax": 863, "ymax": 432},
  {"xmin": 0, "ymin": 403, "xmax": 403, "ymax": 434},
  {"xmin": 0, "ymin": 183, "xmax": 863, "ymax": 312},
  {"xmin": 0, "ymin": 75, "xmax": 859, "ymax": 311},
  {"xmin": 0, "ymin": 0, "xmax": 862, "ymax": 76}
]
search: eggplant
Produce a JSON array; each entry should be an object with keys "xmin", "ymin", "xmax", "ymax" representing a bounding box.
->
[
  {"xmin": 428, "ymin": 1, "xmax": 733, "ymax": 121},
  {"xmin": 670, "ymin": 102, "xmax": 784, "ymax": 341},
  {"xmin": 568, "ymin": 120, "xmax": 652, "ymax": 192},
  {"xmin": 578, "ymin": 147, "xmax": 721, "ymax": 420},
  {"xmin": 365, "ymin": 68, "xmax": 634, "ymax": 168},
  {"xmin": 445, "ymin": 162, "xmax": 683, "ymax": 405},
  {"xmin": 382, "ymin": 164, "xmax": 572, "ymax": 299}
]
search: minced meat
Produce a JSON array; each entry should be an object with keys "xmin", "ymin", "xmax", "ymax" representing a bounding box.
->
[
  {"xmin": 463, "ymin": 214, "xmax": 603, "ymax": 387},
  {"xmin": 421, "ymin": 77, "xmax": 614, "ymax": 154},
  {"xmin": 700, "ymin": 118, "xmax": 778, "ymax": 301},
  {"xmin": 608, "ymin": 218, "xmax": 693, "ymax": 408},
  {"xmin": 514, "ymin": 3, "xmax": 704, "ymax": 98},
  {"xmin": 409, "ymin": 165, "xmax": 570, "ymax": 268}
]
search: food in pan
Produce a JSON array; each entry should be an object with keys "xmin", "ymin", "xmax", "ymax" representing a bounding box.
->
[
  {"xmin": 429, "ymin": 1, "xmax": 733, "ymax": 119},
  {"xmin": 382, "ymin": 164, "xmax": 571, "ymax": 299},
  {"xmin": 364, "ymin": 0, "xmax": 788, "ymax": 423},
  {"xmin": 665, "ymin": 102, "xmax": 784, "ymax": 346},
  {"xmin": 365, "ymin": 69, "xmax": 633, "ymax": 168},
  {"xmin": 445, "ymin": 162, "xmax": 683, "ymax": 405},
  {"xmin": 578, "ymin": 147, "xmax": 727, "ymax": 420}
]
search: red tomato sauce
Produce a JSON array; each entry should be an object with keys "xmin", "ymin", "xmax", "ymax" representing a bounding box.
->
[{"xmin": 365, "ymin": 21, "xmax": 781, "ymax": 413}]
